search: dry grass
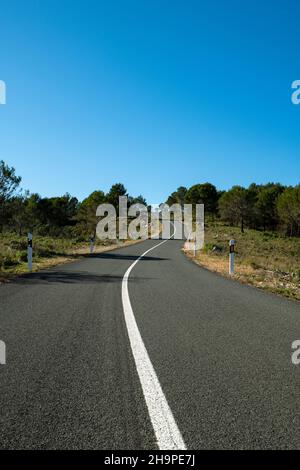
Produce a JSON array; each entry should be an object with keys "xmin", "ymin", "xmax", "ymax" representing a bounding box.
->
[
  {"xmin": 0, "ymin": 235, "xmax": 142, "ymax": 283},
  {"xmin": 183, "ymin": 220, "xmax": 300, "ymax": 301}
]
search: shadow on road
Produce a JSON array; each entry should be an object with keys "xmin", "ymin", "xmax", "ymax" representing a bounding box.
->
[
  {"xmin": 10, "ymin": 271, "xmax": 153, "ymax": 285},
  {"xmin": 1, "ymin": 250, "xmax": 167, "ymax": 286},
  {"xmin": 93, "ymin": 253, "xmax": 169, "ymax": 261}
]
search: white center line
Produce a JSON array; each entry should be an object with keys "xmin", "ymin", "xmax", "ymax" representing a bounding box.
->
[{"xmin": 121, "ymin": 235, "xmax": 186, "ymax": 450}]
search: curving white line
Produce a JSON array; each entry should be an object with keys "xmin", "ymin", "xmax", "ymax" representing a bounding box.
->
[{"xmin": 121, "ymin": 234, "xmax": 186, "ymax": 450}]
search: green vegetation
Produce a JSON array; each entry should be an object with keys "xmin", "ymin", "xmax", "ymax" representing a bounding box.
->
[
  {"xmin": 167, "ymin": 183, "xmax": 300, "ymax": 301},
  {"xmin": 1, "ymin": 157, "xmax": 300, "ymax": 299},
  {"xmin": 205, "ymin": 220, "xmax": 300, "ymax": 275},
  {"xmin": 0, "ymin": 160, "xmax": 146, "ymax": 279},
  {"xmin": 167, "ymin": 182, "xmax": 300, "ymax": 236},
  {"xmin": 0, "ymin": 234, "xmax": 80, "ymax": 276},
  {"xmin": 0, "ymin": 233, "xmax": 127, "ymax": 280},
  {"xmin": 188, "ymin": 220, "xmax": 300, "ymax": 301}
]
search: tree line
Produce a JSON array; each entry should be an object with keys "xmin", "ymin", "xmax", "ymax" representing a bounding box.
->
[
  {"xmin": 0, "ymin": 160, "xmax": 146, "ymax": 239},
  {"xmin": 1, "ymin": 160, "xmax": 299, "ymax": 238},
  {"xmin": 166, "ymin": 182, "xmax": 300, "ymax": 236}
]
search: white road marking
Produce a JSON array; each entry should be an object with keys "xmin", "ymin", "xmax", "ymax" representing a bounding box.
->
[{"xmin": 121, "ymin": 236, "xmax": 186, "ymax": 450}]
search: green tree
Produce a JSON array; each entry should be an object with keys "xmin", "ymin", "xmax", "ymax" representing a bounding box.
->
[
  {"xmin": 23, "ymin": 193, "xmax": 45, "ymax": 231},
  {"xmin": 128, "ymin": 195, "xmax": 147, "ymax": 206},
  {"xmin": 185, "ymin": 183, "xmax": 218, "ymax": 215},
  {"xmin": 255, "ymin": 184, "xmax": 284, "ymax": 231},
  {"xmin": 277, "ymin": 185, "xmax": 300, "ymax": 236},
  {"xmin": 0, "ymin": 160, "xmax": 21, "ymax": 230},
  {"xmin": 166, "ymin": 186, "xmax": 187, "ymax": 207},
  {"xmin": 6, "ymin": 193, "xmax": 29, "ymax": 235},
  {"xmin": 218, "ymin": 186, "xmax": 251, "ymax": 233},
  {"xmin": 76, "ymin": 190, "xmax": 106, "ymax": 236},
  {"xmin": 106, "ymin": 183, "xmax": 127, "ymax": 210}
]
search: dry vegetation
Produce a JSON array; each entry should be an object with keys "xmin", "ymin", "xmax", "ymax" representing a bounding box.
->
[
  {"xmin": 2, "ymin": 222, "xmax": 300, "ymax": 302},
  {"xmin": 0, "ymin": 234, "xmax": 141, "ymax": 282},
  {"xmin": 184, "ymin": 220, "xmax": 300, "ymax": 301}
]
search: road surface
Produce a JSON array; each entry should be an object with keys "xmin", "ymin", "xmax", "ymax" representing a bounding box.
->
[{"xmin": 0, "ymin": 238, "xmax": 299, "ymax": 449}]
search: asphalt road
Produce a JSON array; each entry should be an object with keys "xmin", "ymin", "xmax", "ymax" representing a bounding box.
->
[{"xmin": 0, "ymin": 238, "xmax": 300, "ymax": 449}]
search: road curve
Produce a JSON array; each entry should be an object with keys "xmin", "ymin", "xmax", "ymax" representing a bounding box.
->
[{"xmin": 0, "ymin": 238, "xmax": 300, "ymax": 449}]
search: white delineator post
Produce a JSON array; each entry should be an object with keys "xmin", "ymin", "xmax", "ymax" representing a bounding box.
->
[
  {"xmin": 229, "ymin": 239, "xmax": 235, "ymax": 275},
  {"xmin": 27, "ymin": 233, "xmax": 33, "ymax": 272},
  {"xmin": 0, "ymin": 340, "xmax": 5, "ymax": 365}
]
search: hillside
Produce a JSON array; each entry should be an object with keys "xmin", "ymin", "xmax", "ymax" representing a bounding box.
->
[{"xmin": 184, "ymin": 221, "xmax": 300, "ymax": 301}]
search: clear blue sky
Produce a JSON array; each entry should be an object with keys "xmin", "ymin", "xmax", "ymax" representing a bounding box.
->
[{"xmin": 0, "ymin": 0, "xmax": 299, "ymax": 204}]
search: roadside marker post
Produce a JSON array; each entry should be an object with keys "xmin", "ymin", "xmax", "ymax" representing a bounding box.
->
[
  {"xmin": 0, "ymin": 340, "xmax": 5, "ymax": 365},
  {"xmin": 89, "ymin": 234, "xmax": 95, "ymax": 254},
  {"xmin": 229, "ymin": 239, "xmax": 235, "ymax": 275},
  {"xmin": 27, "ymin": 233, "xmax": 33, "ymax": 272}
]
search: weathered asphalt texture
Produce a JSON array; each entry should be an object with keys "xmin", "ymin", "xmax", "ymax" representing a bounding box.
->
[{"xmin": 0, "ymin": 238, "xmax": 300, "ymax": 449}]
